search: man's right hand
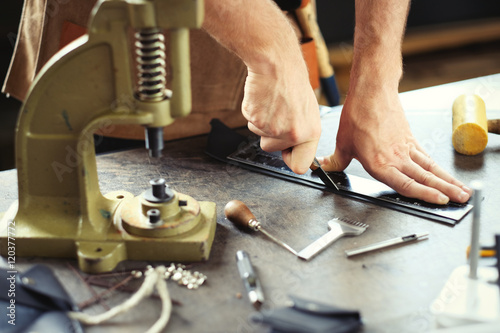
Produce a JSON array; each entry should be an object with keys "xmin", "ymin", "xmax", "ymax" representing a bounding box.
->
[
  {"xmin": 242, "ymin": 65, "xmax": 321, "ymax": 175},
  {"xmin": 203, "ymin": 0, "xmax": 321, "ymax": 175}
]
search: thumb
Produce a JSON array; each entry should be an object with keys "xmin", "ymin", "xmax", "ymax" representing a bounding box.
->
[
  {"xmin": 282, "ymin": 140, "xmax": 318, "ymax": 175},
  {"xmin": 318, "ymin": 147, "xmax": 352, "ymax": 172}
]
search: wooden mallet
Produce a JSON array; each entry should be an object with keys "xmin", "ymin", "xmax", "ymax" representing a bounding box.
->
[{"xmin": 452, "ymin": 94, "xmax": 500, "ymax": 155}]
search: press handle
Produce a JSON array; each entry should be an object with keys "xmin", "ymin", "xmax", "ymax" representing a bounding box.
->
[{"xmin": 224, "ymin": 200, "xmax": 257, "ymax": 229}]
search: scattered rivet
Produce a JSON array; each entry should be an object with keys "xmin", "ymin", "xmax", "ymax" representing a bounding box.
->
[
  {"xmin": 22, "ymin": 277, "xmax": 34, "ymax": 285},
  {"xmin": 172, "ymin": 272, "xmax": 182, "ymax": 281},
  {"xmin": 131, "ymin": 270, "xmax": 143, "ymax": 278}
]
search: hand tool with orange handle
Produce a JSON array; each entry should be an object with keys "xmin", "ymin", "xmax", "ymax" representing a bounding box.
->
[
  {"xmin": 452, "ymin": 94, "xmax": 500, "ymax": 155},
  {"xmin": 295, "ymin": 0, "xmax": 340, "ymax": 106},
  {"xmin": 496, "ymin": 234, "xmax": 500, "ymax": 286},
  {"xmin": 224, "ymin": 200, "xmax": 298, "ymax": 256},
  {"xmin": 466, "ymin": 245, "xmax": 497, "ymax": 258}
]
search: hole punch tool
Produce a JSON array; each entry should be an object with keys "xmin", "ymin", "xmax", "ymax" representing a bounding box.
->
[
  {"xmin": 224, "ymin": 200, "xmax": 298, "ymax": 256},
  {"xmin": 298, "ymin": 218, "xmax": 369, "ymax": 261}
]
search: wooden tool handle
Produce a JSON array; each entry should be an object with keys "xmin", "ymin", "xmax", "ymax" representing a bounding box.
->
[
  {"xmin": 224, "ymin": 200, "xmax": 257, "ymax": 229},
  {"xmin": 488, "ymin": 119, "xmax": 500, "ymax": 134},
  {"xmin": 295, "ymin": 2, "xmax": 334, "ymax": 78},
  {"xmin": 452, "ymin": 94, "xmax": 488, "ymax": 155}
]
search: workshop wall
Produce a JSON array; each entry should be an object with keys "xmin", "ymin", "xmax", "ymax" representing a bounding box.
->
[
  {"xmin": 316, "ymin": 0, "xmax": 500, "ymax": 105},
  {"xmin": 316, "ymin": 0, "xmax": 500, "ymax": 44}
]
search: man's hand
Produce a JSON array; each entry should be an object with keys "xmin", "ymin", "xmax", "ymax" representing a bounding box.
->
[
  {"xmin": 242, "ymin": 65, "xmax": 321, "ymax": 175},
  {"xmin": 315, "ymin": 0, "xmax": 471, "ymax": 205},
  {"xmin": 203, "ymin": 0, "xmax": 321, "ymax": 174},
  {"xmin": 318, "ymin": 90, "xmax": 472, "ymax": 204}
]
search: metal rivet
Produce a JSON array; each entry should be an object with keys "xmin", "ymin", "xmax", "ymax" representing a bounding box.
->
[{"xmin": 131, "ymin": 270, "xmax": 143, "ymax": 278}]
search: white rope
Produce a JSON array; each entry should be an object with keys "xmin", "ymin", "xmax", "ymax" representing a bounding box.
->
[
  {"xmin": 68, "ymin": 266, "xmax": 172, "ymax": 333},
  {"xmin": 146, "ymin": 272, "xmax": 172, "ymax": 333}
]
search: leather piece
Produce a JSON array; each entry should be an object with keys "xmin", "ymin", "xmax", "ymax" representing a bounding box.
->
[
  {"xmin": 253, "ymin": 295, "xmax": 362, "ymax": 333},
  {"xmin": 0, "ymin": 265, "xmax": 82, "ymax": 333},
  {"xmin": 290, "ymin": 295, "xmax": 360, "ymax": 317},
  {"xmin": 16, "ymin": 265, "xmax": 75, "ymax": 311},
  {"xmin": 205, "ymin": 118, "xmax": 249, "ymax": 161}
]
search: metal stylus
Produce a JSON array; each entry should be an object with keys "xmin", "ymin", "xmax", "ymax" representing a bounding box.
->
[{"xmin": 345, "ymin": 232, "xmax": 429, "ymax": 257}]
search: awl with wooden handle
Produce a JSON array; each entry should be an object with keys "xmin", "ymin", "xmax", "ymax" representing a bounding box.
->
[{"xmin": 225, "ymin": 200, "xmax": 298, "ymax": 256}]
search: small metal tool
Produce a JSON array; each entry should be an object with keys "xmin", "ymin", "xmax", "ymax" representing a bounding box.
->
[
  {"xmin": 310, "ymin": 157, "xmax": 339, "ymax": 190},
  {"xmin": 236, "ymin": 250, "xmax": 265, "ymax": 308},
  {"xmin": 469, "ymin": 181, "xmax": 483, "ymax": 279},
  {"xmin": 298, "ymin": 218, "xmax": 368, "ymax": 260},
  {"xmin": 345, "ymin": 232, "xmax": 429, "ymax": 257},
  {"xmin": 495, "ymin": 234, "xmax": 500, "ymax": 286},
  {"xmin": 224, "ymin": 200, "xmax": 298, "ymax": 256}
]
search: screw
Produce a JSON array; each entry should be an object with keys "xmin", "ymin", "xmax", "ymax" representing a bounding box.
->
[{"xmin": 147, "ymin": 209, "xmax": 161, "ymax": 224}]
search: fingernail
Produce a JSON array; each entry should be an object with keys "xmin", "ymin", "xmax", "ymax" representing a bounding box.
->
[
  {"xmin": 462, "ymin": 185, "xmax": 472, "ymax": 195},
  {"xmin": 458, "ymin": 191, "xmax": 470, "ymax": 203},
  {"xmin": 438, "ymin": 193, "xmax": 449, "ymax": 205}
]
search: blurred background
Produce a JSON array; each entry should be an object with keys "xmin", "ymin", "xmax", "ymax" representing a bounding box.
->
[
  {"xmin": 317, "ymin": 0, "xmax": 500, "ymax": 101},
  {"xmin": 1, "ymin": 0, "xmax": 500, "ymax": 171},
  {"xmin": 0, "ymin": 1, "xmax": 22, "ymax": 171}
]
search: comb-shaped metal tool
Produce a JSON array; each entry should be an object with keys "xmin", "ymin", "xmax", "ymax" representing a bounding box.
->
[{"xmin": 298, "ymin": 218, "xmax": 369, "ymax": 260}]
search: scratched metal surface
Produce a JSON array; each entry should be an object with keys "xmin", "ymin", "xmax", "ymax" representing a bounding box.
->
[{"xmin": 1, "ymin": 75, "xmax": 500, "ymax": 332}]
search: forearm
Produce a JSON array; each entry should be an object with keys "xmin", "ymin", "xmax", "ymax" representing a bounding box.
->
[
  {"xmin": 202, "ymin": 0, "xmax": 306, "ymax": 77},
  {"xmin": 202, "ymin": 0, "xmax": 321, "ymax": 174},
  {"xmin": 319, "ymin": 1, "xmax": 471, "ymax": 204},
  {"xmin": 350, "ymin": 0, "xmax": 410, "ymax": 93}
]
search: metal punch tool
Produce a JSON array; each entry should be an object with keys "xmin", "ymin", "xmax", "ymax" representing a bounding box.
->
[{"xmin": 236, "ymin": 250, "xmax": 265, "ymax": 308}]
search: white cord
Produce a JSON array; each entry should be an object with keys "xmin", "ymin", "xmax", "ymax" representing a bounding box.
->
[
  {"xmin": 68, "ymin": 266, "xmax": 171, "ymax": 333},
  {"xmin": 146, "ymin": 272, "xmax": 172, "ymax": 333}
]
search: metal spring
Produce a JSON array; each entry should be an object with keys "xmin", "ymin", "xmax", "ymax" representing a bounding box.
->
[{"xmin": 135, "ymin": 28, "xmax": 167, "ymax": 101}]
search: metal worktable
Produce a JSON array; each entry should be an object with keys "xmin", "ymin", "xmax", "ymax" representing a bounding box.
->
[{"xmin": 1, "ymin": 75, "xmax": 500, "ymax": 332}]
